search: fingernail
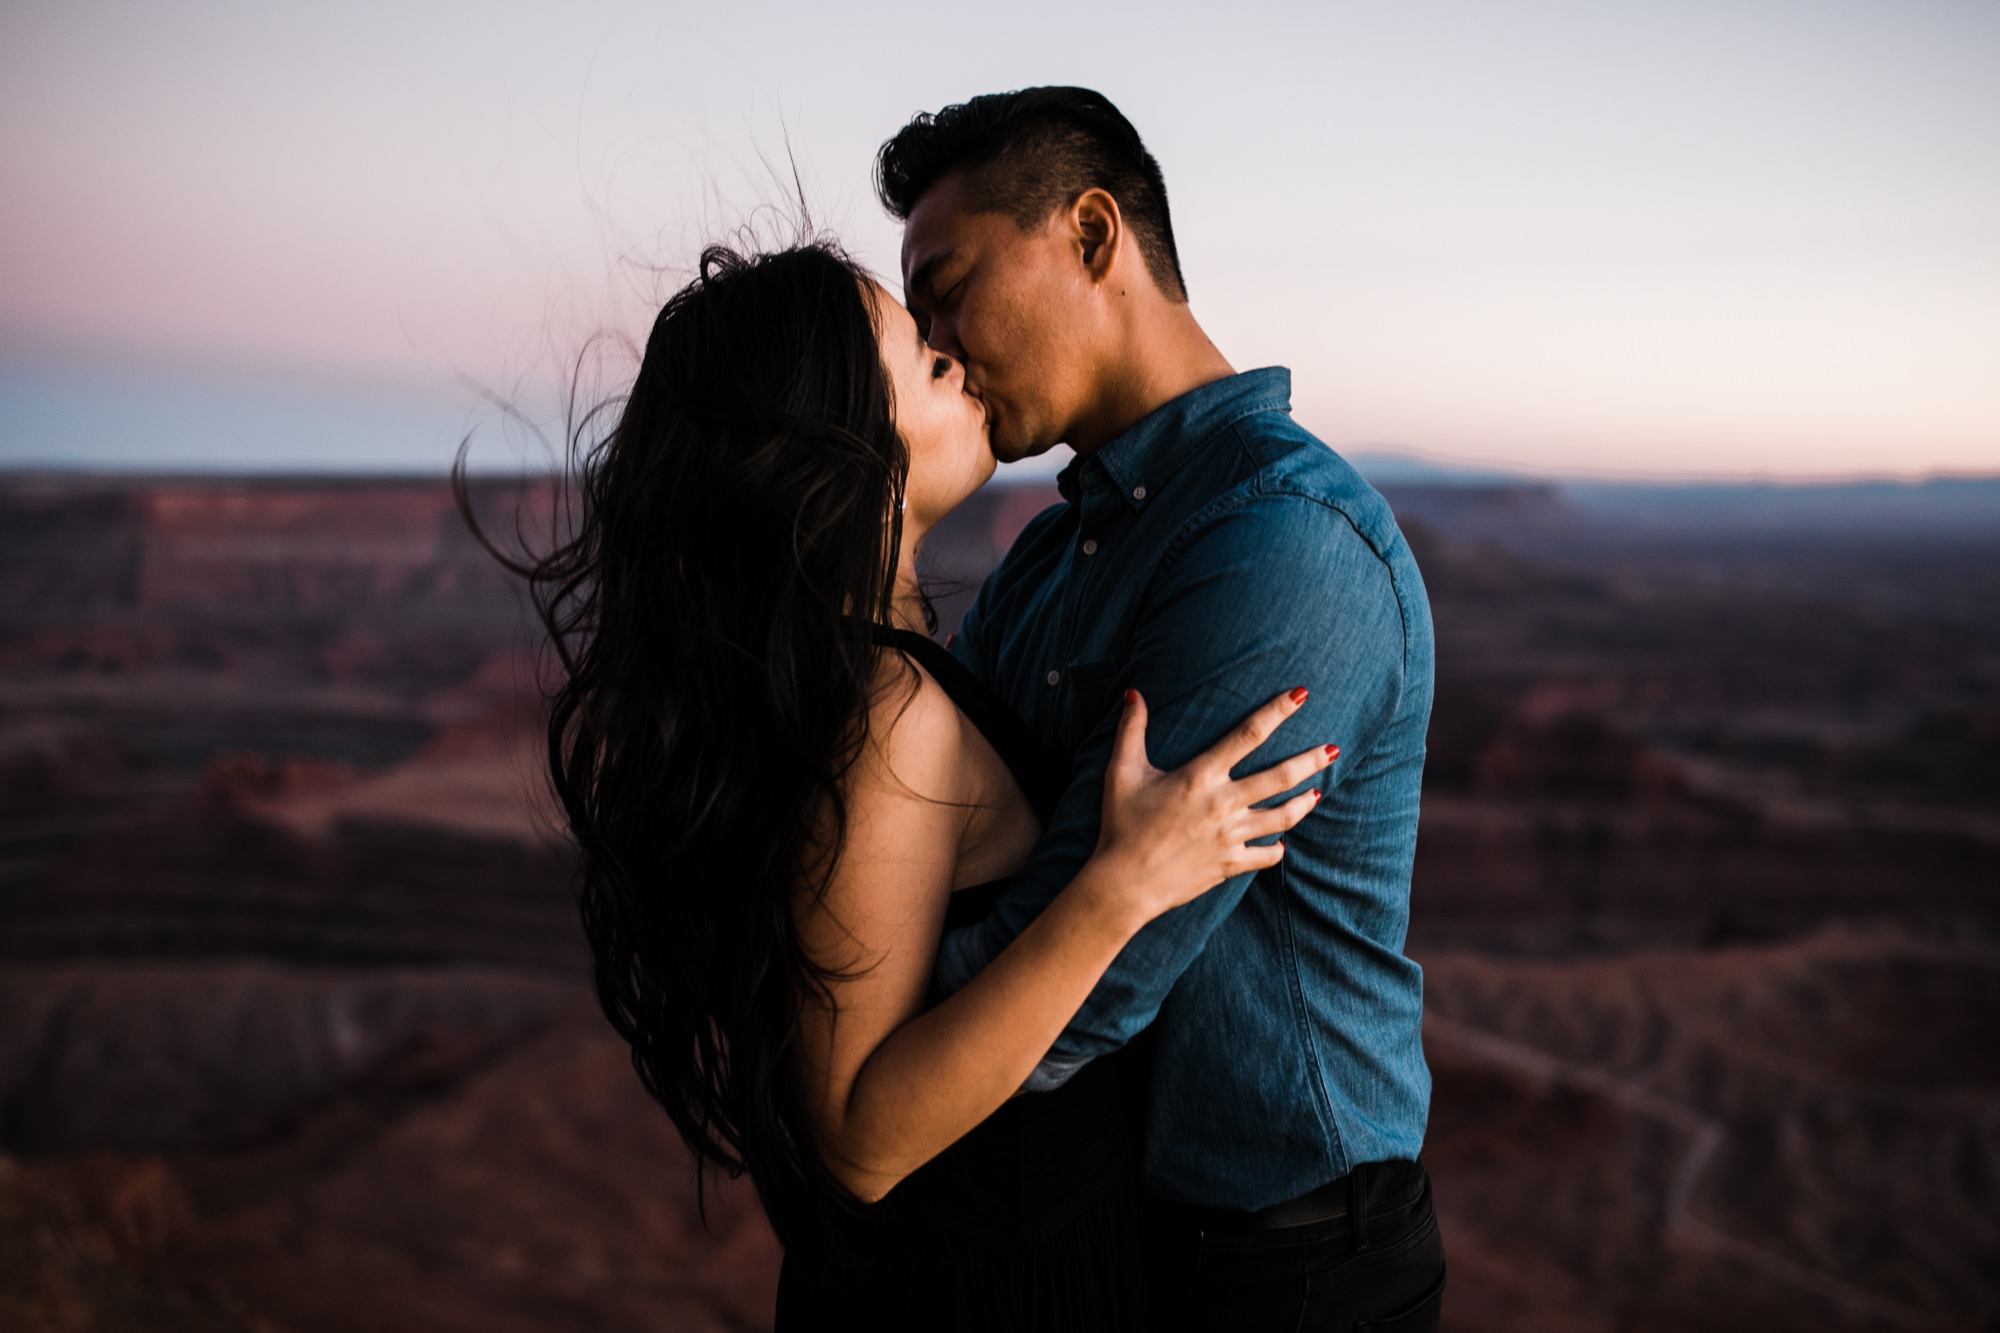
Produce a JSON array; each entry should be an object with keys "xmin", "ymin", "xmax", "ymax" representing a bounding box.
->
[
  {"xmin": 1309, "ymin": 789, "xmax": 1321, "ymax": 803},
  {"xmin": 1288, "ymin": 687, "xmax": 1309, "ymax": 705},
  {"xmin": 1324, "ymin": 744, "xmax": 1340, "ymax": 761},
  {"xmin": 1124, "ymin": 689, "xmax": 1139, "ymax": 708}
]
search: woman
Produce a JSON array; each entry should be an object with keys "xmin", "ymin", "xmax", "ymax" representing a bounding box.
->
[{"xmin": 511, "ymin": 241, "xmax": 1330, "ymax": 1329}]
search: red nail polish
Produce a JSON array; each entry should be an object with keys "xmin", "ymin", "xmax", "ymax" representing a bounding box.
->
[
  {"xmin": 1124, "ymin": 689, "xmax": 1139, "ymax": 707},
  {"xmin": 1324, "ymin": 745, "xmax": 1340, "ymax": 761},
  {"xmin": 1309, "ymin": 789, "xmax": 1321, "ymax": 803},
  {"xmin": 1288, "ymin": 687, "xmax": 1309, "ymax": 705}
]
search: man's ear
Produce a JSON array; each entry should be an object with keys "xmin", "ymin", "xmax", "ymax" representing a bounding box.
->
[{"xmin": 1070, "ymin": 188, "xmax": 1124, "ymax": 284}]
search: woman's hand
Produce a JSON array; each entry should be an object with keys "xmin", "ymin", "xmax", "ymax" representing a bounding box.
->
[{"xmin": 1086, "ymin": 687, "xmax": 1336, "ymax": 929}]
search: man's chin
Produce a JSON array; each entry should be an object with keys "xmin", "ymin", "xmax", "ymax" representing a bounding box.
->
[{"xmin": 987, "ymin": 426, "xmax": 1055, "ymax": 466}]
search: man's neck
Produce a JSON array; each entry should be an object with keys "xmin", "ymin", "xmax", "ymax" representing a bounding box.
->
[{"xmin": 1065, "ymin": 302, "xmax": 1234, "ymax": 458}]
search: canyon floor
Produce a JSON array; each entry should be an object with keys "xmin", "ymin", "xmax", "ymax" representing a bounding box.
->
[{"xmin": 2, "ymin": 473, "xmax": 1995, "ymax": 1331}]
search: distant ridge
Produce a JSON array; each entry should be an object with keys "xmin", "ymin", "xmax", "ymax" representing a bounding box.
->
[
  {"xmin": 1558, "ymin": 474, "xmax": 2000, "ymax": 536},
  {"xmin": 1347, "ymin": 453, "xmax": 2000, "ymax": 541},
  {"xmin": 1345, "ymin": 453, "xmax": 1534, "ymax": 488},
  {"xmin": 1347, "ymin": 449, "xmax": 2000, "ymax": 492}
]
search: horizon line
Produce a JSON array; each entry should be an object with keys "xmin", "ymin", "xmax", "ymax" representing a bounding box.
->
[{"xmin": 4, "ymin": 459, "xmax": 1999, "ymax": 491}]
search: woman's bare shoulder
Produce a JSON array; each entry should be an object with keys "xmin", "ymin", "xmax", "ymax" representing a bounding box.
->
[
  {"xmin": 800, "ymin": 650, "xmax": 967, "ymax": 971},
  {"xmin": 852, "ymin": 648, "xmax": 972, "ymax": 806}
]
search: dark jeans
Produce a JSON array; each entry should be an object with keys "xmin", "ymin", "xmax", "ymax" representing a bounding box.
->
[{"xmin": 1144, "ymin": 1160, "xmax": 1446, "ymax": 1333}]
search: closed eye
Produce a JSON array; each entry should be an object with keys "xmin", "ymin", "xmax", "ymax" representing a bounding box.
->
[{"xmin": 930, "ymin": 356, "xmax": 951, "ymax": 380}]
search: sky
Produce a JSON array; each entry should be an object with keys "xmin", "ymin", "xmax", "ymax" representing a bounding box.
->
[{"xmin": 1, "ymin": 0, "xmax": 1996, "ymax": 479}]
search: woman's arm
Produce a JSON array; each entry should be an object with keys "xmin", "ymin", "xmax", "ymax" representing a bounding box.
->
[{"xmin": 792, "ymin": 669, "xmax": 1329, "ymax": 1202}]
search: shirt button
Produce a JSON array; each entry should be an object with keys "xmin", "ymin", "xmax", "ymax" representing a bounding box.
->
[
  {"xmin": 1081, "ymin": 539, "xmax": 1099, "ymax": 556},
  {"xmin": 1046, "ymin": 670, "xmax": 1061, "ymax": 686},
  {"xmin": 1132, "ymin": 485, "xmax": 1147, "ymax": 501}
]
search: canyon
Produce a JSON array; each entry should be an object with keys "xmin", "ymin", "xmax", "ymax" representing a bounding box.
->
[{"xmin": 2, "ymin": 472, "xmax": 1995, "ymax": 1331}]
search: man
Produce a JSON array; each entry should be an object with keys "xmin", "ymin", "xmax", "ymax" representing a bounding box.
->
[{"xmin": 878, "ymin": 88, "xmax": 1443, "ymax": 1331}]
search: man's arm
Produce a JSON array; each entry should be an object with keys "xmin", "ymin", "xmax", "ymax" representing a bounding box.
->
[{"xmin": 938, "ymin": 495, "xmax": 1411, "ymax": 1083}]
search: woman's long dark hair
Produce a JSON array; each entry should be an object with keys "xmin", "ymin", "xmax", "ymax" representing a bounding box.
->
[{"xmin": 462, "ymin": 241, "xmax": 910, "ymax": 1238}]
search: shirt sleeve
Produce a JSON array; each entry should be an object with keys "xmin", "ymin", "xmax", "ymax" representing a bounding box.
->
[{"xmin": 934, "ymin": 493, "xmax": 1412, "ymax": 1088}]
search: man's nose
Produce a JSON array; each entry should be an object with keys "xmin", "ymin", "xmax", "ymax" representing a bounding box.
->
[{"xmin": 926, "ymin": 317, "xmax": 965, "ymax": 362}]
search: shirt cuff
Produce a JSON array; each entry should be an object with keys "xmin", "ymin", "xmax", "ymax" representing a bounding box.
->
[{"xmin": 1021, "ymin": 1051, "xmax": 1093, "ymax": 1094}]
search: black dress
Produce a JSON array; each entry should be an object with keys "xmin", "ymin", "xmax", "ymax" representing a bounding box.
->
[{"xmin": 772, "ymin": 628, "xmax": 1149, "ymax": 1332}]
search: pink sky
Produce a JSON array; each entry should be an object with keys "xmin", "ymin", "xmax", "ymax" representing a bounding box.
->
[{"xmin": 2, "ymin": 0, "xmax": 1995, "ymax": 478}]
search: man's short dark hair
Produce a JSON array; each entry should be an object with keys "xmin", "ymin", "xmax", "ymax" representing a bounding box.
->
[{"xmin": 876, "ymin": 87, "xmax": 1188, "ymax": 303}]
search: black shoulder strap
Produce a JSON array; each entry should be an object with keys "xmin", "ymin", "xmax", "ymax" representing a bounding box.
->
[{"xmin": 870, "ymin": 625, "xmax": 1068, "ymax": 823}]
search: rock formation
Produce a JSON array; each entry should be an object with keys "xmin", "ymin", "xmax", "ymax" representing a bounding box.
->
[{"xmin": 2, "ymin": 473, "xmax": 1995, "ymax": 1330}]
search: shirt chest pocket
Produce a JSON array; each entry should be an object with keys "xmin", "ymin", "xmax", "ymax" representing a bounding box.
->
[{"xmin": 1054, "ymin": 657, "xmax": 1121, "ymax": 761}]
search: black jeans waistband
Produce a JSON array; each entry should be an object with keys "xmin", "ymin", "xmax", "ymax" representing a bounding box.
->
[{"xmin": 1145, "ymin": 1158, "xmax": 1427, "ymax": 1237}]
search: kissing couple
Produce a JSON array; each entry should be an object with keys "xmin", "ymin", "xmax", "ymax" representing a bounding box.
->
[{"xmin": 526, "ymin": 86, "xmax": 1444, "ymax": 1332}]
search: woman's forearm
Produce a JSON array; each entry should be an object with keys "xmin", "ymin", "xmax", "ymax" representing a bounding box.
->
[
  {"xmin": 814, "ymin": 855, "xmax": 1145, "ymax": 1201},
  {"xmin": 807, "ymin": 683, "xmax": 1325, "ymax": 1202}
]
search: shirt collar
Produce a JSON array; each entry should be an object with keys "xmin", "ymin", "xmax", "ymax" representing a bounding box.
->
[{"xmin": 1055, "ymin": 367, "xmax": 1292, "ymax": 509}]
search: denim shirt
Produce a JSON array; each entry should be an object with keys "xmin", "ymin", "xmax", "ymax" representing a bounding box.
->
[{"xmin": 938, "ymin": 368, "xmax": 1434, "ymax": 1211}]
